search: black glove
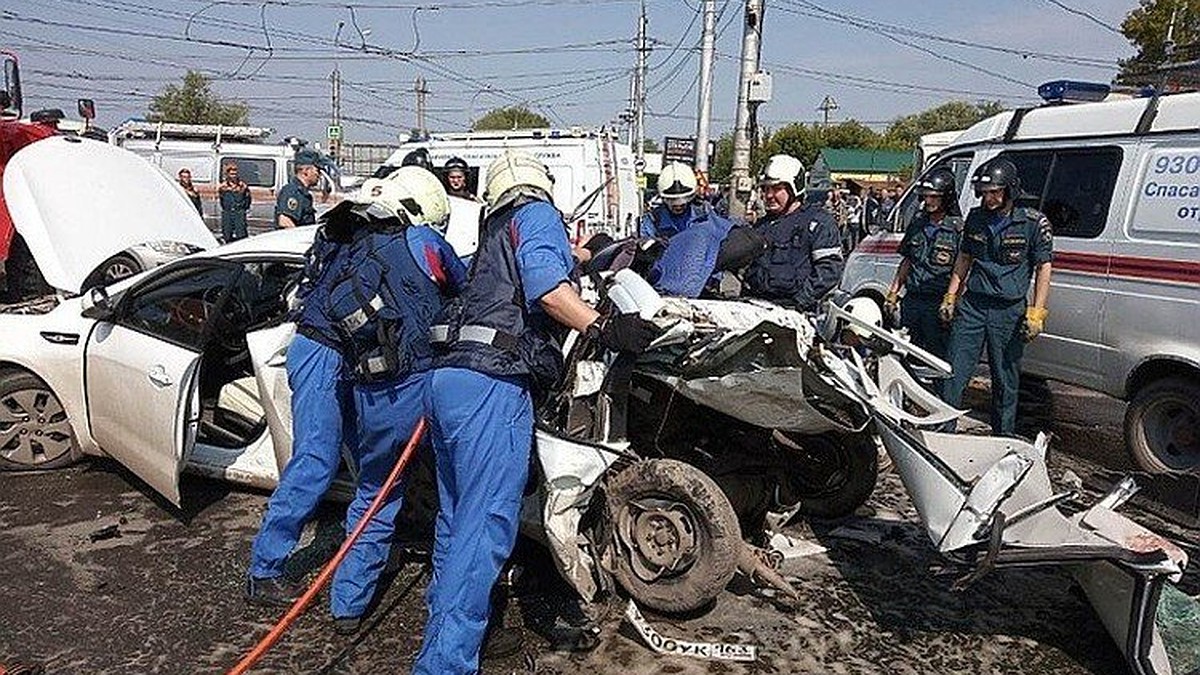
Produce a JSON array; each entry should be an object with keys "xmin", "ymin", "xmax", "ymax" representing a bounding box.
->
[{"xmin": 588, "ymin": 312, "xmax": 661, "ymax": 354}]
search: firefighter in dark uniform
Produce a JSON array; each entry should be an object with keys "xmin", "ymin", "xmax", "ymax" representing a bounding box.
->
[
  {"xmin": 276, "ymin": 148, "xmax": 321, "ymax": 228},
  {"xmin": 940, "ymin": 157, "xmax": 1053, "ymax": 435},
  {"xmin": 741, "ymin": 154, "xmax": 844, "ymax": 311},
  {"xmin": 884, "ymin": 167, "xmax": 962, "ymax": 359}
]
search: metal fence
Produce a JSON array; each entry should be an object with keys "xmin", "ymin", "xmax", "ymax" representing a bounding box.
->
[{"xmin": 341, "ymin": 143, "xmax": 398, "ymax": 177}]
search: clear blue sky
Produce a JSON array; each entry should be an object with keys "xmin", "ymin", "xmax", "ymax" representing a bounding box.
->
[{"xmin": 2, "ymin": 0, "xmax": 1135, "ymax": 148}]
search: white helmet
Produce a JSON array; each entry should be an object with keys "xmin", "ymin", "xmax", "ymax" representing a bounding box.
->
[
  {"xmin": 843, "ymin": 297, "xmax": 883, "ymax": 339},
  {"xmin": 758, "ymin": 154, "xmax": 805, "ymax": 194},
  {"xmin": 383, "ymin": 165, "xmax": 451, "ymax": 231},
  {"xmin": 484, "ymin": 150, "xmax": 554, "ymax": 212},
  {"xmin": 657, "ymin": 161, "xmax": 697, "ymax": 205}
]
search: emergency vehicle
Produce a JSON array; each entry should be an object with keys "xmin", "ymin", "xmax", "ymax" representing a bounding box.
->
[
  {"xmin": 381, "ymin": 128, "xmax": 641, "ymax": 242},
  {"xmin": 110, "ymin": 121, "xmax": 343, "ymax": 237},
  {"xmin": 841, "ymin": 81, "xmax": 1200, "ymax": 473}
]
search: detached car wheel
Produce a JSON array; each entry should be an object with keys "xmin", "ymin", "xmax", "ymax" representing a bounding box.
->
[
  {"xmin": 82, "ymin": 253, "xmax": 142, "ymax": 292},
  {"xmin": 605, "ymin": 459, "xmax": 741, "ymax": 614},
  {"xmin": 0, "ymin": 371, "xmax": 81, "ymax": 471},
  {"xmin": 1125, "ymin": 376, "xmax": 1200, "ymax": 473},
  {"xmin": 772, "ymin": 431, "xmax": 878, "ymax": 520}
]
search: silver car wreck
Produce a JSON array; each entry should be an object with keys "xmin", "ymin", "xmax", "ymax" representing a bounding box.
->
[{"xmin": 523, "ymin": 272, "xmax": 1198, "ymax": 675}]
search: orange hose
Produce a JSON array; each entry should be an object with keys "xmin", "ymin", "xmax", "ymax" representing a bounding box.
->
[{"xmin": 227, "ymin": 417, "xmax": 428, "ymax": 675}]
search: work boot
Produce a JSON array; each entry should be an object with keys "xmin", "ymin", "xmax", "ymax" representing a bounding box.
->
[
  {"xmin": 245, "ymin": 575, "xmax": 301, "ymax": 608},
  {"xmin": 332, "ymin": 615, "xmax": 362, "ymax": 636}
]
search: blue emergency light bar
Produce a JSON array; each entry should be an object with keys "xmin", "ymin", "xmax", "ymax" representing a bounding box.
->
[{"xmin": 1038, "ymin": 80, "xmax": 1112, "ymax": 103}]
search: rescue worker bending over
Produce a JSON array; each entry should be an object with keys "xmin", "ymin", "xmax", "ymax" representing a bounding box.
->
[
  {"xmin": 444, "ymin": 156, "xmax": 478, "ymax": 201},
  {"xmin": 275, "ymin": 149, "xmax": 320, "ymax": 229},
  {"xmin": 640, "ymin": 162, "xmax": 725, "ymax": 238},
  {"xmin": 322, "ymin": 168, "xmax": 466, "ymax": 634},
  {"xmin": 885, "ymin": 168, "xmax": 962, "ymax": 359},
  {"xmin": 414, "ymin": 151, "xmax": 660, "ymax": 674},
  {"xmin": 640, "ymin": 162, "xmax": 734, "ymax": 298},
  {"xmin": 741, "ymin": 154, "xmax": 844, "ymax": 311},
  {"xmin": 940, "ymin": 157, "xmax": 1053, "ymax": 435},
  {"xmin": 246, "ymin": 186, "xmax": 357, "ymax": 606}
]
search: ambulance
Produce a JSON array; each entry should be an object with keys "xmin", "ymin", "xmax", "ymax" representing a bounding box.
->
[{"xmin": 840, "ymin": 82, "xmax": 1200, "ymax": 473}]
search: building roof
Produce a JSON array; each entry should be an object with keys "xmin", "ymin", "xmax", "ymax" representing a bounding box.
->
[{"xmin": 816, "ymin": 148, "xmax": 911, "ymax": 173}]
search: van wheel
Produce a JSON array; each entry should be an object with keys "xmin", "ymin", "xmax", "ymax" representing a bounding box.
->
[
  {"xmin": 606, "ymin": 459, "xmax": 741, "ymax": 614},
  {"xmin": 0, "ymin": 371, "xmax": 81, "ymax": 471},
  {"xmin": 1125, "ymin": 376, "xmax": 1200, "ymax": 473}
]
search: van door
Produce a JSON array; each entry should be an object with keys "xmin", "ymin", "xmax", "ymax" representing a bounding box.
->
[{"xmin": 999, "ymin": 146, "xmax": 1124, "ymax": 389}]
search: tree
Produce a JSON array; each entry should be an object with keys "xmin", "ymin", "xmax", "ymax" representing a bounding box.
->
[
  {"xmin": 147, "ymin": 71, "xmax": 248, "ymax": 126},
  {"xmin": 1118, "ymin": 0, "xmax": 1200, "ymax": 83},
  {"xmin": 472, "ymin": 105, "xmax": 550, "ymax": 131},
  {"xmin": 882, "ymin": 101, "xmax": 1004, "ymax": 150},
  {"xmin": 761, "ymin": 120, "xmax": 884, "ymax": 170}
]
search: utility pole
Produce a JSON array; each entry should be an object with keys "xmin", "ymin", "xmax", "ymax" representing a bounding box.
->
[
  {"xmin": 633, "ymin": 0, "xmax": 648, "ymax": 168},
  {"xmin": 329, "ymin": 66, "xmax": 342, "ymax": 164},
  {"xmin": 729, "ymin": 0, "xmax": 764, "ymax": 219},
  {"xmin": 414, "ymin": 76, "xmax": 429, "ymax": 136},
  {"xmin": 818, "ymin": 94, "xmax": 838, "ymax": 128},
  {"xmin": 694, "ymin": 0, "xmax": 716, "ymax": 173}
]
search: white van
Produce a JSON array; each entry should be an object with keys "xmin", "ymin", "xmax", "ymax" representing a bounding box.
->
[
  {"xmin": 841, "ymin": 91, "xmax": 1200, "ymax": 473},
  {"xmin": 110, "ymin": 121, "xmax": 342, "ymax": 237},
  {"xmin": 381, "ymin": 129, "xmax": 641, "ymax": 244}
]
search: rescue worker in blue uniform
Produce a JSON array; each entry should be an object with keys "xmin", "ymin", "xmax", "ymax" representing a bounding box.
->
[
  {"xmin": 639, "ymin": 162, "xmax": 734, "ymax": 298},
  {"xmin": 322, "ymin": 168, "xmax": 467, "ymax": 634},
  {"xmin": 414, "ymin": 150, "xmax": 660, "ymax": 674},
  {"xmin": 884, "ymin": 168, "xmax": 962, "ymax": 359},
  {"xmin": 275, "ymin": 148, "xmax": 321, "ymax": 229},
  {"xmin": 940, "ymin": 157, "xmax": 1054, "ymax": 435},
  {"xmin": 741, "ymin": 154, "xmax": 844, "ymax": 311},
  {"xmin": 246, "ymin": 186, "xmax": 357, "ymax": 607}
]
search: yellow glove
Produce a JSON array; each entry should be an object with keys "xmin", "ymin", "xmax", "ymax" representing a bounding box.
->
[
  {"xmin": 884, "ymin": 290, "xmax": 900, "ymax": 325},
  {"xmin": 1021, "ymin": 306, "xmax": 1049, "ymax": 342},
  {"xmin": 938, "ymin": 292, "xmax": 957, "ymax": 325}
]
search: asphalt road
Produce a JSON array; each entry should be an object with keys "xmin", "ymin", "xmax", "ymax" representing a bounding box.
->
[{"xmin": 1, "ymin": 381, "xmax": 1196, "ymax": 675}]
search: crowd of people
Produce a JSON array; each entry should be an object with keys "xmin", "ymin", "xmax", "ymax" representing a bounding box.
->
[{"xmin": 225, "ymin": 145, "xmax": 1051, "ymax": 674}]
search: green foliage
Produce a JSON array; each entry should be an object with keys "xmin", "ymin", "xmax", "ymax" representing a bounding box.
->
[
  {"xmin": 147, "ymin": 71, "xmax": 248, "ymax": 126},
  {"xmin": 761, "ymin": 120, "xmax": 885, "ymax": 170},
  {"xmin": 1118, "ymin": 0, "xmax": 1200, "ymax": 83},
  {"xmin": 472, "ymin": 105, "xmax": 551, "ymax": 131},
  {"xmin": 882, "ymin": 101, "xmax": 1004, "ymax": 150},
  {"xmin": 709, "ymin": 132, "xmax": 735, "ymax": 181}
]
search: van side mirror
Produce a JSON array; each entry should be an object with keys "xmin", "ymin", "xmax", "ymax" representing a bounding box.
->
[
  {"xmin": 2, "ymin": 54, "xmax": 21, "ymax": 119},
  {"xmin": 81, "ymin": 285, "xmax": 116, "ymax": 321},
  {"xmin": 77, "ymin": 98, "xmax": 96, "ymax": 121}
]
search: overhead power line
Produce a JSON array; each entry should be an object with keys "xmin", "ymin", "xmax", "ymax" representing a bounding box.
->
[{"xmin": 1041, "ymin": 0, "xmax": 1122, "ymax": 35}]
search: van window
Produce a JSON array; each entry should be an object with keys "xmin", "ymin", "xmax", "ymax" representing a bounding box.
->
[
  {"xmin": 219, "ymin": 157, "xmax": 277, "ymax": 189},
  {"xmin": 892, "ymin": 152, "xmax": 974, "ymax": 232},
  {"xmin": 999, "ymin": 148, "xmax": 1122, "ymax": 239},
  {"xmin": 161, "ymin": 154, "xmax": 214, "ymax": 183}
]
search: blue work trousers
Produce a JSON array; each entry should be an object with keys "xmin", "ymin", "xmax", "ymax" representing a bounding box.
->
[
  {"xmin": 901, "ymin": 294, "xmax": 950, "ymax": 361},
  {"xmin": 330, "ymin": 373, "xmax": 427, "ymax": 619},
  {"xmin": 413, "ymin": 367, "xmax": 532, "ymax": 675},
  {"xmin": 942, "ymin": 294, "xmax": 1026, "ymax": 435},
  {"xmin": 249, "ymin": 334, "xmax": 355, "ymax": 580},
  {"xmin": 221, "ymin": 209, "xmax": 249, "ymax": 242}
]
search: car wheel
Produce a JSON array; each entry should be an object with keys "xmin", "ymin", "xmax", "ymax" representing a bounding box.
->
[
  {"xmin": 772, "ymin": 431, "xmax": 878, "ymax": 520},
  {"xmin": 0, "ymin": 371, "xmax": 81, "ymax": 471},
  {"xmin": 1125, "ymin": 376, "xmax": 1200, "ymax": 473},
  {"xmin": 605, "ymin": 459, "xmax": 741, "ymax": 614},
  {"xmin": 82, "ymin": 253, "xmax": 142, "ymax": 292}
]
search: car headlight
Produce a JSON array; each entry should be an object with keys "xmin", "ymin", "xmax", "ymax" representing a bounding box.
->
[{"xmin": 147, "ymin": 240, "xmax": 202, "ymax": 256}]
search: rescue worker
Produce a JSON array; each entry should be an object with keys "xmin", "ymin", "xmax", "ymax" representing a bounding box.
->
[
  {"xmin": 940, "ymin": 157, "xmax": 1053, "ymax": 435},
  {"xmin": 218, "ymin": 162, "xmax": 251, "ymax": 242},
  {"xmin": 444, "ymin": 156, "xmax": 477, "ymax": 201},
  {"xmin": 639, "ymin": 162, "xmax": 718, "ymax": 238},
  {"xmin": 246, "ymin": 184, "xmax": 357, "ymax": 606},
  {"xmin": 741, "ymin": 154, "xmax": 844, "ymax": 311},
  {"xmin": 638, "ymin": 162, "xmax": 734, "ymax": 298},
  {"xmin": 884, "ymin": 168, "xmax": 962, "ymax": 359},
  {"xmin": 177, "ymin": 168, "xmax": 202, "ymax": 215},
  {"xmin": 401, "ymin": 148, "xmax": 434, "ymax": 171},
  {"xmin": 323, "ymin": 168, "xmax": 466, "ymax": 633},
  {"xmin": 414, "ymin": 150, "xmax": 660, "ymax": 674},
  {"xmin": 275, "ymin": 148, "xmax": 321, "ymax": 229}
]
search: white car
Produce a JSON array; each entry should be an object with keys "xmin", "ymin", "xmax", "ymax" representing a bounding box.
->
[{"xmin": 0, "ymin": 136, "xmax": 304, "ymax": 506}]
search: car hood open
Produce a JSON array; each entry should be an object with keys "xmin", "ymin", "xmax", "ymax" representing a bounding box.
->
[{"xmin": 3, "ymin": 136, "xmax": 217, "ymax": 294}]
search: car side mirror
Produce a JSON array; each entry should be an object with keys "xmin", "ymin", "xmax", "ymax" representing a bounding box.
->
[
  {"xmin": 77, "ymin": 98, "xmax": 96, "ymax": 121},
  {"xmin": 80, "ymin": 285, "xmax": 116, "ymax": 321}
]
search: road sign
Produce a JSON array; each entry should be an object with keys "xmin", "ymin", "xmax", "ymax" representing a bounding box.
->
[
  {"xmin": 662, "ymin": 136, "xmax": 697, "ymax": 165},
  {"xmin": 327, "ymin": 124, "xmax": 342, "ymax": 140}
]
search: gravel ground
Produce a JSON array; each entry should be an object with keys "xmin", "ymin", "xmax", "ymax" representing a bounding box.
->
[{"xmin": 0, "ymin": 381, "xmax": 1196, "ymax": 674}]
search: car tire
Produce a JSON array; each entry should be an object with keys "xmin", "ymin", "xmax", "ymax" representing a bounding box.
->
[
  {"xmin": 0, "ymin": 371, "xmax": 81, "ymax": 471},
  {"xmin": 1125, "ymin": 376, "xmax": 1200, "ymax": 473},
  {"xmin": 773, "ymin": 431, "xmax": 878, "ymax": 520},
  {"xmin": 83, "ymin": 252, "xmax": 142, "ymax": 292},
  {"xmin": 605, "ymin": 459, "xmax": 741, "ymax": 614}
]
